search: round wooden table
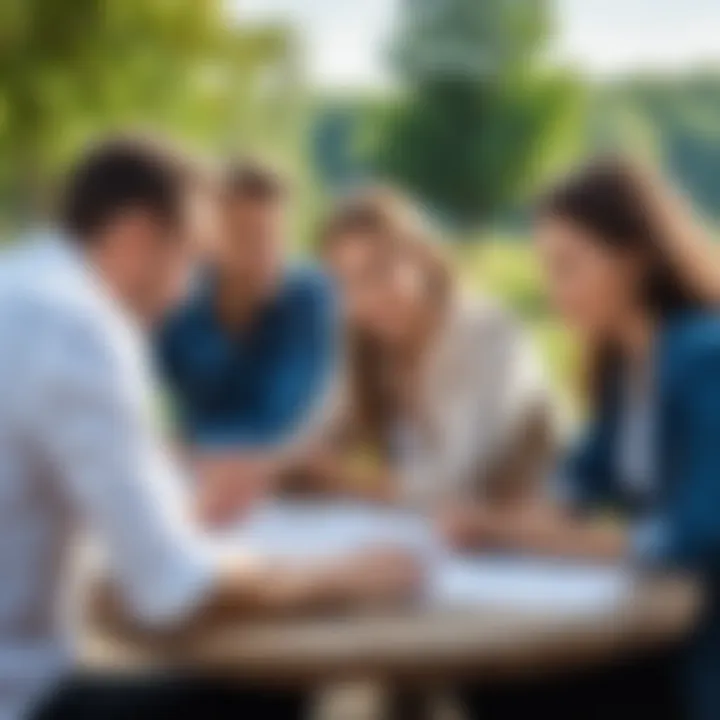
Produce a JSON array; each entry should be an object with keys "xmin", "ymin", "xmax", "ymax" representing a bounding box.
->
[{"xmin": 84, "ymin": 573, "xmax": 700, "ymax": 687}]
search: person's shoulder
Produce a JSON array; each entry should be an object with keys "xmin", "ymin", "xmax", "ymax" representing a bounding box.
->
[
  {"xmin": 158, "ymin": 278, "xmax": 209, "ymax": 341},
  {"xmin": 664, "ymin": 310, "xmax": 720, "ymax": 353},
  {"xmin": 0, "ymin": 237, "xmax": 135, "ymax": 379},
  {"xmin": 0, "ymin": 235, "xmax": 100, "ymax": 334},
  {"xmin": 276, "ymin": 265, "xmax": 335, "ymax": 311},
  {"xmin": 281, "ymin": 264, "xmax": 334, "ymax": 299},
  {"xmin": 662, "ymin": 310, "xmax": 720, "ymax": 373},
  {"xmin": 453, "ymin": 292, "xmax": 526, "ymax": 348}
]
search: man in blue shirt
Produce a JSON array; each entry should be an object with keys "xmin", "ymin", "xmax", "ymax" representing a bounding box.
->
[{"xmin": 158, "ymin": 159, "xmax": 337, "ymax": 520}]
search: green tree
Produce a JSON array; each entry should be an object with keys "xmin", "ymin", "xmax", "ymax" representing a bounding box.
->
[
  {"xmin": 377, "ymin": 0, "xmax": 582, "ymax": 234},
  {"xmin": 0, "ymin": 0, "xmax": 301, "ymax": 228}
]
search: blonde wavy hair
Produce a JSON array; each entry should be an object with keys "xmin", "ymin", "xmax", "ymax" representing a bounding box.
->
[{"xmin": 320, "ymin": 187, "xmax": 454, "ymax": 451}]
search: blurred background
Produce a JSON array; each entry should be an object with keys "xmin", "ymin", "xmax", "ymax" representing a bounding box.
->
[{"xmin": 2, "ymin": 0, "xmax": 719, "ymax": 400}]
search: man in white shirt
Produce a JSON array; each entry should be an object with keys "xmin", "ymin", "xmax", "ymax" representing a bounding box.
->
[{"xmin": 0, "ymin": 137, "xmax": 418, "ymax": 720}]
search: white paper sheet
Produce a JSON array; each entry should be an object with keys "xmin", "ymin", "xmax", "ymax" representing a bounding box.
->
[
  {"xmin": 430, "ymin": 556, "xmax": 629, "ymax": 612},
  {"xmin": 228, "ymin": 500, "xmax": 441, "ymax": 558},
  {"xmin": 224, "ymin": 501, "xmax": 630, "ymax": 615}
]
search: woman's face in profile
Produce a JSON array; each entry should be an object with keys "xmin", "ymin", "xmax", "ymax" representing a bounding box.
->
[
  {"xmin": 325, "ymin": 233, "xmax": 427, "ymax": 345},
  {"xmin": 535, "ymin": 215, "xmax": 645, "ymax": 340}
]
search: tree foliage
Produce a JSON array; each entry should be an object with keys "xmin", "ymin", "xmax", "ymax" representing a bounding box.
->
[
  {"xmin": 377, "ymin": 0, "xmax": 582, "ymax": 233},
  {"xmin": 0, "ymin": 0, "xmax": 299, "ymax": 226}
]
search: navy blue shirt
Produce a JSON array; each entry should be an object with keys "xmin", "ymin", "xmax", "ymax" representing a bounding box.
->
[
  {"xmin": 565, "ymin": 312, "xmax": 720, "ymax": 720},
  {"xmin": 157, "ymin": 267, "xmax": 337, "ymax": 448}
]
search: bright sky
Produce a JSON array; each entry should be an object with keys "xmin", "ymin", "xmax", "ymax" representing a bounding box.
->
[{"xmin": 234, "ymin": 0, "xmax": 720, "ymax": 89}]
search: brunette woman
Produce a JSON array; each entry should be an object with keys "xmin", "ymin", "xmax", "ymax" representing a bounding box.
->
[{"xmin": 449, "ymin": 157, "xmax": 720, "ymax": 720}]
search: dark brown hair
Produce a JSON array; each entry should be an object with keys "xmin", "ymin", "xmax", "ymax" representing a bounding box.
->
[
  {"xmin": 537, "ymin": 155, "xmax": 711, "ymax": 399},
  {"xmin": 321, "ymin": 187, "xmax": 453, "ymax": 451},
  {"xmin": 223, "ymin": 157, "xmax": 288, "ymax": 203},
  {"xmin": 61, "ymin": 136, "xmax": 192, "ymax": 242},
  {"xmin": 320, "ymin": 186, "xmax": 423, "ymax": 252}
]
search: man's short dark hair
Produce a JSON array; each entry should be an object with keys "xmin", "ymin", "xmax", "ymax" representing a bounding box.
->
[
  {"xmin": 61, "ymin": 136, "xmax": 191, "ymax": 242},
  {"xmin": 222, "ymin": 158, "xmax": 288, "ymax": 203}
]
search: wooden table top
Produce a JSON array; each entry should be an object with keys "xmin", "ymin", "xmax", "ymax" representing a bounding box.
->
[{"xmin": 83, "ymin": 573, "xmax": 701, "ymax": 687}]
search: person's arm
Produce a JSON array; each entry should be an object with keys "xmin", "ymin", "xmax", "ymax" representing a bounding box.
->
[
  {"xmin": 207, "ymin": 547, "xmax": 420, "ymax": 619},
  {"xmin": 276, "ymin": 377, "xmax": 399, "ymax": 503},
  {"xmin": 438, "ymin": 501, "xmax": 628, "ymax": 561},
  {"xmin": 438, "ymin": 411, "xmax": 627, "ymax": 559},
  {"xmin": 29, "ymin": 311, "xmax": 419, "ymax": 627},
  {"xmin": 482, "ymin": 400, "xmax": 558, "ymax": 507},
  {"xmin": 474, "ymin": 313, "xmax": 561, "ymax": 505},
  {"xmin": 436, "ymin": 312, "xmax": 560, "ymax": 541},
  {"xmin": 482, "ymin": 337, "xmax": 720, "ymax": 569},
  {"xmin": 283, "ymin": 441, "xmax": 399, "ymax": 503},
  {"xmin": 437, "ymin": 401, "xmax": 566, "ymax": 550},
  {"xmin": 630, "ymin": 339, "xmax": 720, "ymax": 571},
  {"xmin": 439, "ymin": 377, "xmax": 621, "ymax": 557}
]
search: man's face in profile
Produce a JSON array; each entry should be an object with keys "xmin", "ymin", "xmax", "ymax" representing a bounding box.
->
[
  {"xmin": 221, "ymin": 194, "xmax": 286, "ymax": 301},
  {"xmin": 98, "ymin": 208, "xmax": 196, "ymax": 327}
]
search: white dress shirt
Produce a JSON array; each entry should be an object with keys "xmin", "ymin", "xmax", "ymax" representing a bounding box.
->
[{"xmin": 0, "ymin": 235, "xmax": 221, "ymax": 720}]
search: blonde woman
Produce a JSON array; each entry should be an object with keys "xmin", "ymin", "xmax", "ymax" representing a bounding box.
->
[{"xmin": 300, "ymin": 189, "xmax": 556, "ymax": 514}]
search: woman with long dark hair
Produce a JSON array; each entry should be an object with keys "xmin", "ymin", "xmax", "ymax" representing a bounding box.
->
[{"xmin": 451, "ymin": 157, "xmax": 720, "ymax": 719}]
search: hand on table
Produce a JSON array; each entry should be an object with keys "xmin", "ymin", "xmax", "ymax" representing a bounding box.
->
[
  {"xmin": 326, "ymin": 547, "xmax": 424, "ymax": 607},
  {"xmin": 436, "ymin": 505, "xmax": 500, "ymax": 551},
  {"xmin": 436, "ymin": 502, "xmax": 624, "ymax": 561},
  {"xmin": 436, "ymin": 502, "xmax": 552, "ymax": 552},
  {"xmin": 194, "ymin": 452, "xmax": 275, "ymax": 527}
]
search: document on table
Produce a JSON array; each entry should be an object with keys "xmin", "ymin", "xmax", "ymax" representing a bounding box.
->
[
  {"xmin": 226, "ymin": 501, "xmax": 631, "ymax": 615},
  {"xmin": 229, "ymin": 500, "xmax": 440, "ymax": 560},
  {"xmin": 431, "ymin": 556, "xmax": 629, "ymax": 612}
]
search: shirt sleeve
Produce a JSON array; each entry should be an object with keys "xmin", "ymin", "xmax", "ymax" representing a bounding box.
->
[
  {"xmin": 630, "ymin": 515, "xmax": 672, "ymax": 564},
  {"xmin": 629, "ymin": 341, "xmax": 720, "ymax": 571},
  {"xmin": 25, "ymin": 310, "xmax": 221, "ymax": 627}
]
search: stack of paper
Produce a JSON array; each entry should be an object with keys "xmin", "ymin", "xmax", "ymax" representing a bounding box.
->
[
  {"xmin": 226, "ymin": 501, "xmax": 630, "ymax": 615},
  {"xmin": 430, "ymin": 556, "xmax": 630, "ymax": 613}
]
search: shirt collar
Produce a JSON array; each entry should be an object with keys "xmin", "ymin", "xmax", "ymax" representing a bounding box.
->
[
  {"xmin": 39, "ymin": 229, "xmax": 147, "ymax": 350},
  {"xmin": 193, "ymin": 265, "xmax": 288, "ymax": 338}
]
